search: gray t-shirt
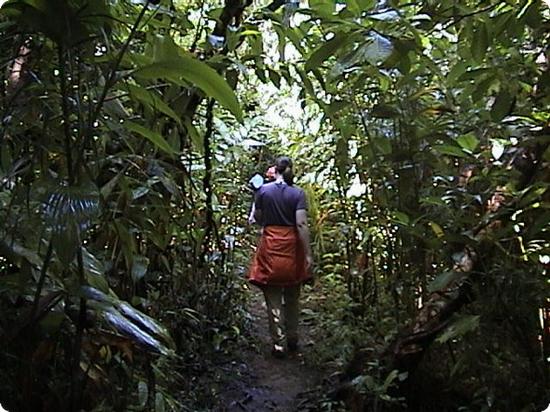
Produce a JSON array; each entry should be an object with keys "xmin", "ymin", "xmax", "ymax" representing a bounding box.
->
[{"xmin": 255, "ymin": 182, "xmax": 307, "ymax": 227}]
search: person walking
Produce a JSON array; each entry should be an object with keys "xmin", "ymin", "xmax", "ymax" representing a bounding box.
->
[
  {"xmin": 248, "ymin": 156, "xmax": 313, "ymax": 358},
  {"xmin": 247, "ymin": 166, "xmax": 276, "ymax": 225}
]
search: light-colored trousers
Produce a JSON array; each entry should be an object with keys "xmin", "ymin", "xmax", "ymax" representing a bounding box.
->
[{"xmin": 261, "ymin": 285, "xmax": 301, "ymax": 350}]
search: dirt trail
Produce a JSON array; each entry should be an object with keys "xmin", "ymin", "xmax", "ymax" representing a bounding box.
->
[{"xmin": 216, "ymin": 288, "xmax": 321, "ymax": 412}]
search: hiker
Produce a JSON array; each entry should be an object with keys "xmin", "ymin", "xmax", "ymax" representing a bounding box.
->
[
  {"xmin": 248, "ymin": 156, "xmax": 313, "ymax": 357},
  {"xmin": 247, "ymin": 166, "xmax": 276, "ymax": 225}
]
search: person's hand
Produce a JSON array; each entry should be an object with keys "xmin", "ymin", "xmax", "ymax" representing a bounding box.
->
[
  {"xmin": 305, "ymin": 254, "xmax": 314, "ymax": 272},
  {"xmin": 304, "ymin": 255, "xmax": 315, "ymax": 286},
  {"xmin": 304, "ymin": 276, "xmax": 315, "ymax": 286}
]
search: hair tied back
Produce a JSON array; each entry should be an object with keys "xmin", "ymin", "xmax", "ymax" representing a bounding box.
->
[{"xmin": 275, "ymin": 156, "xmax": 294, "ymax": 186}]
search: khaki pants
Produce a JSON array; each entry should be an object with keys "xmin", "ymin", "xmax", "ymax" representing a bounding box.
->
[{"xmin": 261, "ymin": 285, "xmax": 300, "ymax": 351}]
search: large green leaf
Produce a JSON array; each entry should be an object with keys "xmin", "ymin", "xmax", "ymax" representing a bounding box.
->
[
  {"xmin": 184, "ymin": 119, "xmax": 203, "ymax": 153},
  {"xmin": 329, "ymin": 32, "xmax": 393, "ymax": 78},
  {"xmin": 456, "ymin": 133, "xmax": 479, "ymax": 153},
  {"xmin": 127, "ymin": 84, "xmax": 182, "ymax": 126},
  {"xmin": 490, "ymin": 89, "xmax": 514, "ymax": 122},
  {"xmin": 5, "ymin": 0, "xmax": 49, "ymax": 13},
  {"xmin": 100, "ymin": 170, "xmax": 124, "ymax": 199},
  {"xmin": 82, "ymin": 247, "xmax": 109, "ymax": 293},
  {"xmin": 272, "ymin": 22, "xmax": 305, "ymax": 54},
  {"xmin": 308, "ymin": 0, "xmax": 335, "ymax": 18},
  {"xmin": 305, "ymin": 33, "xmax": 349, "ymax": 72},
  {"xmin": 471, "ymin": 22, "xmax": 489, "ymax": 63},
  {"xmin": 131, "ymin": 255, "xmax": 150, "ymax": 283},
  {"xmin": 428, "ymin": 221, "xmax": 445, "ymax": 238},
  {"xmin": 447, "ymin": 61, "xmax": 468, "ymax": 84},
  {"xmin": 297, "ymin": 69, "xmax": 315, "ymax": 98},
  {"xmin": 436, "ymin": 315, "xmax": 480, "ymax": 344},
  {"xmin": 82, "ymin": 286, "xmax": 175, "ymax": 355},
  {"xmin": 42, "ymin": 184, "xmax": 100, "ymax": 266},
  {"xmin": 0, "ymin": 238, "xmax": 43, "ymax": 269},
  {"xmin": 428, "ymin": 270, "xmax": 462, "ymax": 292},
  {"xmin": 126, "ymin": 121, "xmax": 176, "ymax": 155},
  {"xmin": 52, "ymin": 221, "xmax": 79, "ymax": 266},
  {"xmin": 135, "ymin": 56, "xmax": 243, "ymax": 122},
  {"xmin": 4, "ymin": 0, "xmax": 112, "ymax": 45},
  {"xmin": 374, "ymin": 137, "xmax": 392, "ymax": 155},
  {"xmin": 433, "ymin": 144, "xmax": 469, "ymax": 158},
  {"xmin": 392, "ymin": 211, "xmax": 410, "ymax": 226}
]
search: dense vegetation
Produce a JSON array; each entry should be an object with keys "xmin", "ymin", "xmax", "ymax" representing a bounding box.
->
[{"xmin": 0, "ymin": 0, "xmax": 548, "ymax": 411}]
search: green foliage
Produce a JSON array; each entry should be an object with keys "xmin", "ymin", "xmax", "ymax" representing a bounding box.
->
[
  {"xmin": 135, "ymin": 50, "xmax": 243, "ymax": 121},
  {"xmin": 258, "ymin": 0, "xmax": 549, "ymax": 409},
  {"xmin": 0, "ymin": 0, "xmax": 249, "ymax": 410},
  {"xmin": 0, "ymin": 0, "xmax": 549, "ymax": 410}
]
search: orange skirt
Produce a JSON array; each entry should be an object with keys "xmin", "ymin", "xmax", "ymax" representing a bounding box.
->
[{"xmin": 248, "ymin": 226, "xmax": 311, "ymax": 287}]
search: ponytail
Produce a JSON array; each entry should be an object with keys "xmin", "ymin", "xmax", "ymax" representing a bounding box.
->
[
  {"xmin": 282, "ymin": 166, "xmax": 294, "ymax": 185},
  {"xmin": 275, "ymin": 156, "xmax": 294, "ymax": 186}
]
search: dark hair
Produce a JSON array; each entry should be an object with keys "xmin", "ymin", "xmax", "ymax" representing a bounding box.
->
[{"xmin": 275, "ymin": 156, "xmax": 294, "ymax": 185}]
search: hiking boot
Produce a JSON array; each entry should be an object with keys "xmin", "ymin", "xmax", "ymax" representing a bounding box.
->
[
  {"xmin": 271, "ymin": 347, "xmax": 286, "ymax": 359},
  {"xmin": 287, "ymin": 339, "xmax": 298, "ymax": 352}
]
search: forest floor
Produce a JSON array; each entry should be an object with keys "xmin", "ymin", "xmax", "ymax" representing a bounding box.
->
[{"xmin": 214, "ymin": 287, "xmax": 327, "ymax": 412}]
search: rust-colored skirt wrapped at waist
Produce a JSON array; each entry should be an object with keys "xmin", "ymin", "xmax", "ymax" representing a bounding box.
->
[{"xmin": 248, "ymin": 226, "xmax": 311, "ymax": 287}]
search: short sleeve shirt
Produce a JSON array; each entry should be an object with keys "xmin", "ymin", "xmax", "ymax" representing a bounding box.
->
[{"xmin": 255, "ymin": 182, "xmax": 307, "ymax": 227}]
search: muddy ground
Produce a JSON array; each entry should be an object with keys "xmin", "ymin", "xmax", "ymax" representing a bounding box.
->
[{"xmin": 215, "ymin": 288, "xmax": 325, "ymax": 412}]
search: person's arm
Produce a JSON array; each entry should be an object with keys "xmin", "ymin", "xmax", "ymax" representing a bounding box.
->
[
  {"xmin": 254, "ymin": 207, "xmax": 262, "ymax": 225},
  {"xmin": 253, "ymin": 189, "xmax": 263, "ymax": 226},
  {"xmin": 296, "ymin": 209, "xmax": 313, "ymax": 271},
  {"xmin": 248, "ymin": 202, "xmax": 256, "ymax": 224}
]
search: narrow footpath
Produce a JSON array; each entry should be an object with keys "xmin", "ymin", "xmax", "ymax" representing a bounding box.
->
[{"xmin": 216, "ymin": 288, "xmax": 323, "ymax": 412}]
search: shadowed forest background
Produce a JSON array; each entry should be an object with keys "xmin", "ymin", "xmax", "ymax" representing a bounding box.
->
[{"xmin": 0, "ymin": 0, "xmax": 549, "ymax": 410}]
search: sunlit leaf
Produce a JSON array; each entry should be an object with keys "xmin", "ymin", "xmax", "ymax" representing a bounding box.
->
[
  {"xmin": 491, "ymin": 139, "xmax": 505, "ymax": 160},
  {"xmin": 429, "ymin": 221, "xmax": 444, "ymax": 238},
  {"xmin": 368, "ymin": 10, "xmax": 399, "ymax": 21},
  {"xmin": 43, "ymin": 185, "xmax": 100, "ymax": 266},
  {"xmin": 103, "ymin": 310, "xmax": 169, "ymax": 355},
  {"xmin": 82, "ymin": 286, "xmax": 175, "ymax": 355},
  {"xmin": 330, "ymin": 32, "xmax": 393, "ymax": 78},
  {"xmin": 135, "ymin": 56, "xmax": 243, "ymax": 122},
  {"xmin": 132, "ymin": 186, "xmax": 150, "ymax": 200},
  {"xmin": 456, "ymin": 133, "xmax": 479, "ymax": 153}
]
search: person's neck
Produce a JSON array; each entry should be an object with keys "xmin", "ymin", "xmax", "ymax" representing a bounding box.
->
[{"xmin": 275, "ymin": 176, "xmax": 285, "ymax": 184}]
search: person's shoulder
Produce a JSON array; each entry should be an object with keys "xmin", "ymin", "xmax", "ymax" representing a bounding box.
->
[
  {"xmin": 258, "ymin": 182, "xmax": 276, "ymax": 193},
  {"xmin": 287, "ymin": 185, "xmax": 306, "ymax": 200},
  {"xmin": 262, "ymin": 181, "xmax": 277, "ymax": 190},
  {"xmin": 290, "ymin": 184, "xmax": 305, "ymax": 194}
]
